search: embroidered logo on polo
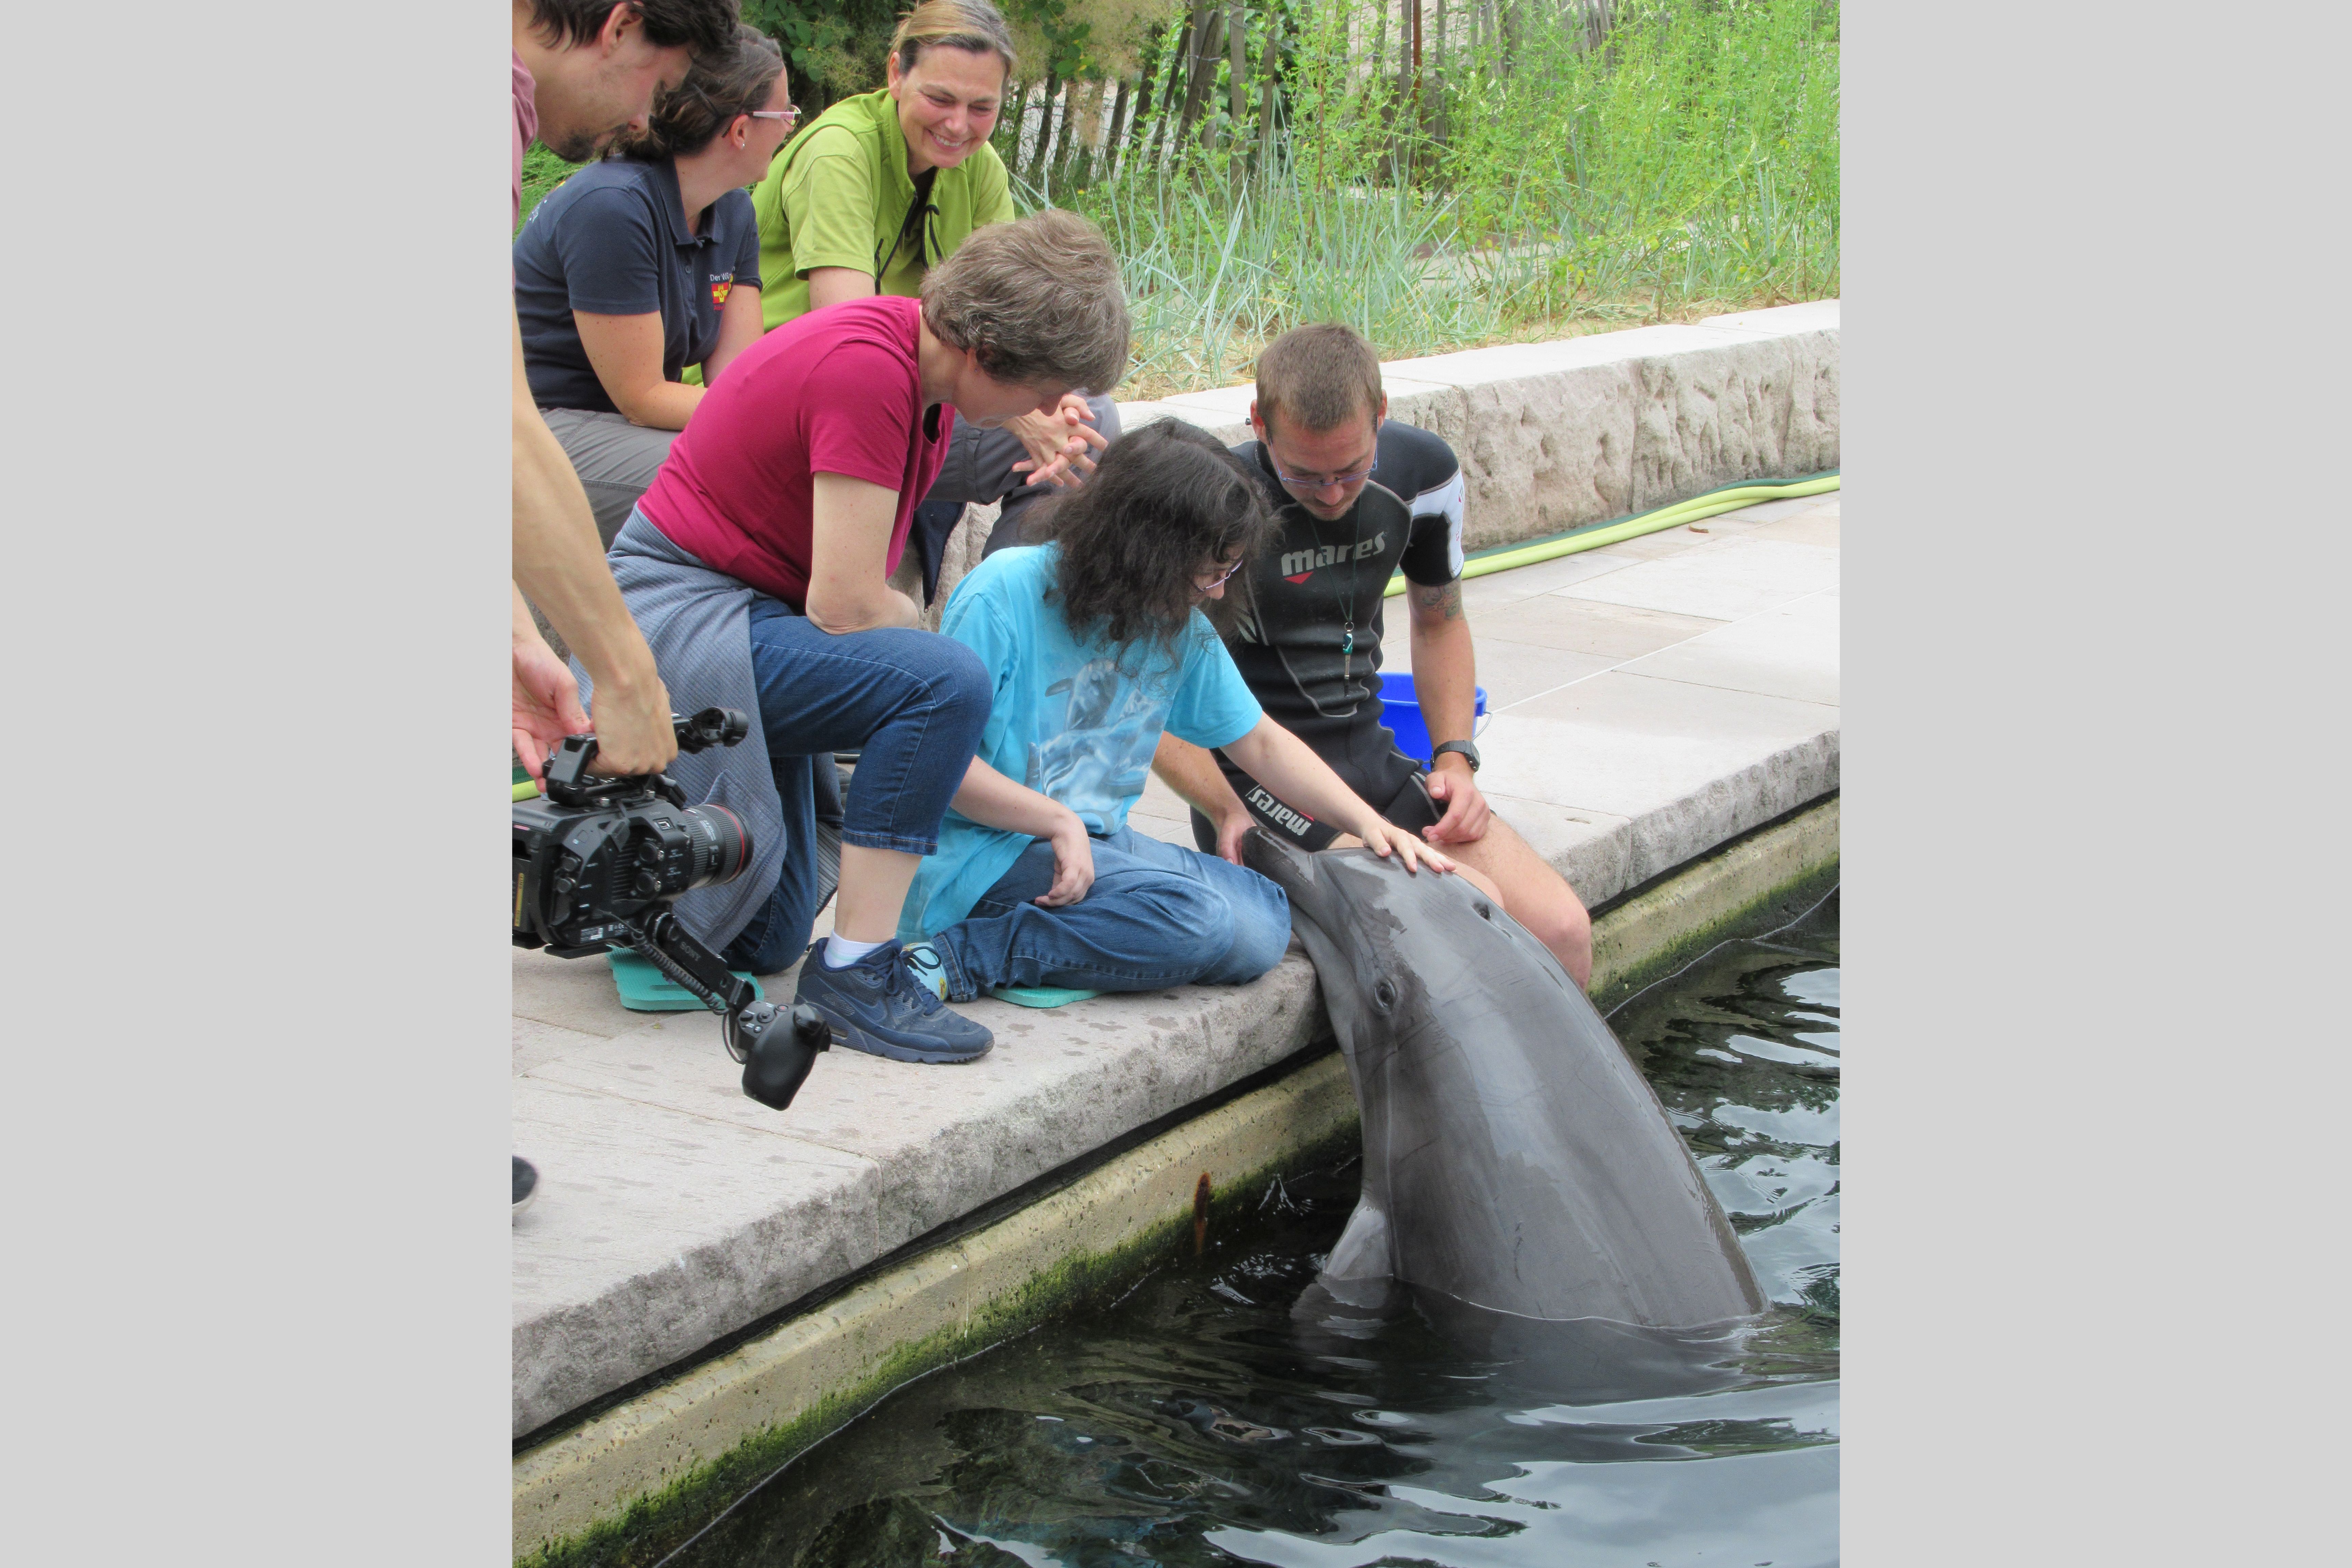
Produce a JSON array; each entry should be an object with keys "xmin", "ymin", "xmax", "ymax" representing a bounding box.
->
[
  {"xmin": 709, "ymin": 273, "xmax": 734, "ymax": 307},
  {"xmin": 1279, "ymin": 532, "xmax": 1387, "ymax": 583}
]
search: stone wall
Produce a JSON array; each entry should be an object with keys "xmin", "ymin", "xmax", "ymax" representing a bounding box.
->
[{"xmin": 919, "ymin": 300, "xmax": 1838, "ymax": 621}]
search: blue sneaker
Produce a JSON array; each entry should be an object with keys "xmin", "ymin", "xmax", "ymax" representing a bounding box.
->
[{"xmin": 794, "ymin": 940, "xmax": 993, "ymax": 1064}]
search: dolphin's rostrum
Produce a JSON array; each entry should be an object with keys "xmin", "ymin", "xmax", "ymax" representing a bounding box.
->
[{"xmin": 1244, "ymin": 829, "xmax": 1764, "ymax": 1330}]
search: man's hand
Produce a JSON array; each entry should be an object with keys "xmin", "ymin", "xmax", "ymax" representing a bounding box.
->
[
  {"xmin": 1006, "ymin": 395, "xmax": 1108, "ymax": 489},
  {"xmin": 1422, "ymin": 756, "xmax": 1493, "ymax": 845},
  {"xmin": 513, "ymin": 629, "xmax": 590, "ymax": 786},
  {"xmin": 1034, "ymin": 808, "xmax": 1098, "ymax": 907}
]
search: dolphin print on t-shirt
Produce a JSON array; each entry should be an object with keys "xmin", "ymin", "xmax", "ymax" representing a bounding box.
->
[{"xmin": 1025, "ymin": 657, "xmax": 1167, "ymax": 828}]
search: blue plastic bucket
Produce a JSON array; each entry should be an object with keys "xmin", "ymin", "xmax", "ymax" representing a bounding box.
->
[{"xmin": 1378, "ymin": 672, "xmax": 1490, "ymax": 765}]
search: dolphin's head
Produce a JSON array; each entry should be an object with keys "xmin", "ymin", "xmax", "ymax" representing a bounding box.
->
[{"xmin": 1242, "ymin": 829, "xmax": 1519, "ymax": 1036}]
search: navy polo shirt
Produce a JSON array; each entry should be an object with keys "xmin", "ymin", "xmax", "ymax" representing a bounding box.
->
[{"xmin": 514, "ymin": 157, "xmax": 761, "ymax": 414}]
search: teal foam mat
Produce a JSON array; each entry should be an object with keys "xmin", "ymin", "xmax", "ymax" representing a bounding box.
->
[
  {"xmin": 607, "ymin": 947, "xmax": 765, "ymax": 1012},
  {"xmin": 989, "ymin": 984, "xmax": 1101, "ymax": 1009}
]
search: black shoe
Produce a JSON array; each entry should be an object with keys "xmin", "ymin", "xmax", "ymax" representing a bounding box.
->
[
  {"xmin": 513, "ymin": 1155, "xmax": 539, "ymax": 1216},
  {"xmin": 793, "ymin": 940, "xmax": 994, "ymax": 1064}
]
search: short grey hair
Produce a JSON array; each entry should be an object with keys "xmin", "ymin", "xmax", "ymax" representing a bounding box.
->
[{"xmin": 921, "ymin": 210, "xmax": 1131, "ymax": 394}]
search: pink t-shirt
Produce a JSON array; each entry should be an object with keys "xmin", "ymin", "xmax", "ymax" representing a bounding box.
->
[
  {"xmin": 512, "ymin": 50, "xmax": 538, "ymax": 226},
  {"xmin": 640, "ymin": 295, "xmax": 954, "ymax": 608}
]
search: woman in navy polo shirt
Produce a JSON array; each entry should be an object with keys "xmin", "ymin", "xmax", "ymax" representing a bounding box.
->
[{"xmin": 514, "ymin": 24, "xmax": 796, "ymax": 548}]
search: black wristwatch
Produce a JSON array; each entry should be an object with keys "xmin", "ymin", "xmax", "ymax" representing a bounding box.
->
[{"xmin": 1431, "ymin": 739, "xmax": 1481, "ymax": 772}]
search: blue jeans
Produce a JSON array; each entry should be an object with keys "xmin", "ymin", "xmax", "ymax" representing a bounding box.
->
[
  {"xmin": 926, "ymin": 826, "xmax": 1292, "ymax": 1001},
  {"xmin": 722, "ymin": 597, "xmax": 991, "ymax": 974}
]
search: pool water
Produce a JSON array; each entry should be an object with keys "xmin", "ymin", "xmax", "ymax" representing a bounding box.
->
[{"xmin": 663, "ymin": 891, "xmax": 1840, "ymax": 1568}]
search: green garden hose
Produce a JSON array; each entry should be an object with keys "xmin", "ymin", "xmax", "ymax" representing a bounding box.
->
[{"xmin": 1384, "ymin": 471, "xmax": 1839, "ymax": 598}]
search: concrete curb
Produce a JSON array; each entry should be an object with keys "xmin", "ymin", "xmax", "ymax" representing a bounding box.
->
[{"xmin": 514, "ymin": 796, "xmax": 1841, "ymax": 1564}]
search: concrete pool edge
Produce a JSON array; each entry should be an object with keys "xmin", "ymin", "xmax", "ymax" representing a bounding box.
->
[{"xmin": 513, "ymin": 795, "xmax": 1842, "ymax": 1565}]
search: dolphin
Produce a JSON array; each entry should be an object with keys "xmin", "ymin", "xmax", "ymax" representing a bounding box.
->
[{"xmin": 1243, "ymin": 829, "xmax": 1765, "ymax": 1332}]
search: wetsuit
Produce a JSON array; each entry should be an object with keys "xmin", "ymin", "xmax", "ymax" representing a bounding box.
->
[{"xmin": 1191, "ymin": 421, "xmax": 1467, "ymax": 852}]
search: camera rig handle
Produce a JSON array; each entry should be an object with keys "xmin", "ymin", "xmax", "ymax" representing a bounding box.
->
[
  {"xmin": 618, "ymin": 908, "xmax": 830, "ymax": 1111},
  {"xmin": 542, "ymin": 708, "xmax": 752, "ymax": 809}
]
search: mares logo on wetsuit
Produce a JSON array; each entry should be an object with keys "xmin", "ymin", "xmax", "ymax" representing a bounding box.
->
[
  {"xmin": 1279, "ymin": 532, "xmax": 1386, "ymax": 583},
  {"xmin": 1245, "ymin": 784, "xmax": 1316, "ymax": 839},
  {"xmin": 710, "ymin": 273, "xmax": 734, "ymax": 307}
]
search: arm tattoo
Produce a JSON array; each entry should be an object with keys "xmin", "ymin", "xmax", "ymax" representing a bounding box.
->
[{"xmin": 1412, "ymin": 580, "xmax": 1466, "ymax": 621}]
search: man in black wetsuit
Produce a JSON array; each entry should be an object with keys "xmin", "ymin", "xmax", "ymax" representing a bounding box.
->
[{"xmin": 1151, "ymin": 323, "xmax": 1594, "ymax": 988}]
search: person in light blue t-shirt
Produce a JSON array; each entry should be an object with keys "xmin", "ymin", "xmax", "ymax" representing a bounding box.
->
[{"xmin": 896, "ymin": 420, "xmax": 1460, "ymax": 1004}]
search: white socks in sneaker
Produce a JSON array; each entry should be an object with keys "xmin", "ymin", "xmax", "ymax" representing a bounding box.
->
[{"xmin": 822, "ymin": 934, "xmax": 888, "ymax": 969}]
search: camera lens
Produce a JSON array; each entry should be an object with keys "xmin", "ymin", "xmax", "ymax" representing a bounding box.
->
[{"xmin": 678, "ymin": 803, "xmax": 750, "ymax": 889}]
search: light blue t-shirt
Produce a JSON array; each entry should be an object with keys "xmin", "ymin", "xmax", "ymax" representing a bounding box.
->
[{"xmin": 900, "ymin": 544, "xmax": 1264, "ymax": 941}]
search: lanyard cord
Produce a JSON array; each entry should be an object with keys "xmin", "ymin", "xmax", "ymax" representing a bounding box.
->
[{"xmin": 875, "ymin": 168, "xmax": 939, "ymax": 290}]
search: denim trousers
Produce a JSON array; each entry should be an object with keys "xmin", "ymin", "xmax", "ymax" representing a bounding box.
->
[
  {"xmin": 722, "ymin": 597, "xmax": 990, "ymax": 974},
  {"xmin": 926, "ymin": 826, "xmax": 1292, "ymax": 1002}
]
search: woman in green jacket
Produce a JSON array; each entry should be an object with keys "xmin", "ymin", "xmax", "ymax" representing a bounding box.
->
[{"xmin": 752, "ymin": 0, "xmax": 1119, "ymax": 588}]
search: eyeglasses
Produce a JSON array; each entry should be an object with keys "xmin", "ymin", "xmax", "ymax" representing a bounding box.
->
[
  {"xmin": 1194, "ymin": 556, "xmax": 1246, "ymax": 593},
  {"xmin": 1266, "ymin": 418, "xmax": 1383, "ymax": 491},
  {"xmin": 747, "ymin": 108, "xmax": 800, "ymax": 129}
]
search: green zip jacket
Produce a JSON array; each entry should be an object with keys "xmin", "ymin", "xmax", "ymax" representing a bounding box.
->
[{"xmin": 751, "ymin": 86, "xmax": 1017, "ymax": 331}]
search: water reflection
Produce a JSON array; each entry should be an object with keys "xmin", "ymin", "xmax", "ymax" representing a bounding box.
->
[{"xmin": 673, "ymin": 892, "xmax": 1839, "ymax": 1568}]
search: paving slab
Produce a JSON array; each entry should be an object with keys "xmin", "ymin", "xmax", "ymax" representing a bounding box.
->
[
  {"xmin": 1556, "ymin": 536, "xmax": 1839, "ymax": 621},
  {"xmin": 514, "ymin": 318, "xmax": 1841, "ymax": 1440},
  {"xmin": 1620, "ymin": 588, "xmax": 1839, "ymax": 706},
  {"xmin": 1470, "ymin": 596, "xmax": 1728, "ymax": 661}
]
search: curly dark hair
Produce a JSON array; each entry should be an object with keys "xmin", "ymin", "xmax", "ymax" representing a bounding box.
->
[{"xmin": 1031, "ymin": 420, "xmax": 1275, "ymax": 657}]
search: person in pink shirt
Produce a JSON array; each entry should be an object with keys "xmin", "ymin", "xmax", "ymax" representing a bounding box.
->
[
  {"xmin": 509, "ymin": 0, "xmax": 739, "ymax": 796},
  {"xmin": 595, "ymin": 210, "xmax": 1131, "ymax": 1067}
]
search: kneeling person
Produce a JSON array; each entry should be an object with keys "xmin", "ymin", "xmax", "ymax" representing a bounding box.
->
[
  {"xmin": 1152, "ymin": 323, "xmax": 1595, "ymax": 988},
  {"xmin": 900, "ymin": 421, "xmax": 1455, "ymax": 1003}
]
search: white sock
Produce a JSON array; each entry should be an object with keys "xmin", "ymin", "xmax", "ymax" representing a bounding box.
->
[{"xmin": 822, "ymin": 934, "xmax": 888, "ymax": 969}]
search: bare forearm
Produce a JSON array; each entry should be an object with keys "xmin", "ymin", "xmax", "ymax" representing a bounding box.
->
[
  {"xmin": 950, "ymin": 759, "xmax": 1079, "ymax": 839},
  {"xmin": 807, "ymin": 587, "xmax": 922, "ymax": 634},
  {"xmin": 513, "ymin": 412, "xmax": 658, "ymax": 691},
  {"xmin": 1408, "ymin": 583, "xmax": 1479, "ymax": 744},
  {"xmin": 1221, "ymin": 718, "xmax": 1387, "ymax": 839},
  {"xmin": 613, "ymin": 379, "xmax": 702, "ymax": 431},
  {"xmin": 1152, "ymin": 732, "xmax": 1247, "ymax": 818}
]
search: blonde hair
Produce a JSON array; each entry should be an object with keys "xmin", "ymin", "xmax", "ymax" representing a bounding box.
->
[{"xmin": 889, "ymin": 0, "xmax": 1018, "ymax": 79}]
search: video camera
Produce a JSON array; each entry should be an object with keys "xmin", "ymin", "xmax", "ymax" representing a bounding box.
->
[{"xmin": 513, "ymin": 708, "xmax": 828, "ymax": 1110}]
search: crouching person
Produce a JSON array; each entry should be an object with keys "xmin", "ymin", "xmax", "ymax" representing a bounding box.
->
[
  {"xmin": 581, "ymin": 209, "xmax": 1131, "ymax": 1064},
  {"xmin": 893, "ymin": 421, "xmax": 1456, "ymax": 1003}
]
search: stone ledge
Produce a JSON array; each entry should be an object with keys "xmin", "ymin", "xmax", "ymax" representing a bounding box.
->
[
  {"xmin": 515, "ymin": 795, "xmax": 1842, "ymax": 1564},
  {"xmin": 513, "ymin": 724, "xmax": 1836, "ymax": 1437}
]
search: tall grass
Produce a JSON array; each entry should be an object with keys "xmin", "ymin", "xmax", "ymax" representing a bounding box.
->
[{"xmin": 1052, "ymin": 0, "xmax": 1839, "ymax": 396}]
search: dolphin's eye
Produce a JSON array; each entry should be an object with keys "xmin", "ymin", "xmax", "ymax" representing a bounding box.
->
[{"xmin": 1372, "ymin": 978, "xmax": 1398, "ymax": 1011}]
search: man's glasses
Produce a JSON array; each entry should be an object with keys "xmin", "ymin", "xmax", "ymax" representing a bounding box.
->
[{"xmin": 1267, "ymin": 418, "xmax": 1383, "ymax": 491}]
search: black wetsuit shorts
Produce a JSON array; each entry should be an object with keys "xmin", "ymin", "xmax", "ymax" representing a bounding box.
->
[{"xmin": 1189, "ymin": 726, "xmax": 1441, "ymax": 853}]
